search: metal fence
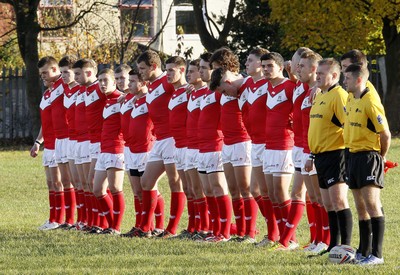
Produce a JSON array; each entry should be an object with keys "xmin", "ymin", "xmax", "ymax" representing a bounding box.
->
[{"xmin": 0, "ymin": 67, "xmax": 31, "ymax": 140}]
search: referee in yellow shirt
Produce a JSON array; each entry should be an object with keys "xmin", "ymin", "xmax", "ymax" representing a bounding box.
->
[
  {"xmin": 344, "ymin": 63, "xmax": 390, "ymax": 265},
  {"xmin": 308, "ymin": 58, "xmax": 352, "ymax": 254}
]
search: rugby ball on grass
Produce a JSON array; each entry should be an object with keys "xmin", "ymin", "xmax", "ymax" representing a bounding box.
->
[{"xmin": 328, "ymin": 245, "xmax": 356, "ymax": 264}]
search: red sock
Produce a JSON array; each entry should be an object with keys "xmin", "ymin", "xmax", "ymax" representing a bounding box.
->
[
  {"xmin": 194, "ymin": 200, "xmax": 201, "ymax": 232},
  {"xmin": 112, "ymin": 191, "xmax": 125, "ymax": 231},
  {"xmin": 263, "ymin": 196, "xmax": 279, "ymax": 241},
  {"xmin": 154, "ymin": 194, "xmax": 165, "ymax": 230},
  {"xmin": 321, "ymin": 205, "xmax": 330, "ymax": 245},
  {"xmin": 107, "ymin": 189, "xmax": 113, "ymax": 202},
  {"xmin": 166, "ymin": 192, "xmax": 186, "ymax": 235},
  {"xmin": 74, "ymin": 189, "xmax": 81, "ymax": 223},
  {"xmin": 244, "ymin": 197, "xmax": 258, "ymax": 238},
  {"xmin": 196, "ymin": 197, "xmax": 209, "ymax": 232},
  {"xmin": 134, "ymin": 196, "xmax": 142, "ymax": 228},
  {"xmin": 232, "ymin": 198, "xmax": 245, "ymax": 236},
  {"xmin": 306, "ymin": 200, "xmax": 316, "ymax": 243},
  {"xmin": 54, "ymin": 191, "xmax": 65, "ymax": 224},
  {"xmin": 312, "ymin": 202, "xmax": 323, "ymax": 243},
  {"xmin": 140, "ymin": 190, "xmax": 158, "ymax": 232},
  {"xmin": 84, "ymin": 192, "xmax": 93, "ymax": 226},
  {"xmin": 206, "ymin": 196, "xmax": 220, "ymax": 236},
  {"xmin": 216, "ymin": 195, "xmax": 232, "ymax": 239},
  {"xmin": 64, "ymin": 188, "xmax": 76, "ymax": 225},
  {"xmin": 97, "ymin": 194, "xmax": 113, "ymax": 229},
  {"xmin": 187, "ymin": 197, "xmax": 195, "ymax": 233},
  {"xmin": 49, "ymin": 191, "xmax": 56, "ymax": 223},
  {"xmin": 255, "ymin": 195, "xmax": 267, "ymax": 219},
  {"xmin": 280, "ymin": 200, "xmax": 305, "ymax": 246},
  {"xmin": 273, "ymin": 203, "xmax": 284, "ymax": 237},
  {"xmin": 91, "ymin": 194, "xmax": 100, "ymax": 227}
]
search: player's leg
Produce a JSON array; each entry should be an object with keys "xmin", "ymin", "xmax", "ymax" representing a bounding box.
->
[
  {"xmin": 49, "ymin": 165, "xmax": 64, "ymax": 229},
  {"xmin": 92, "ymin": 167, "xmax": 108, "ymax": 234},
  {"xmin": 106, "ymin": 165, "xmax": 125, "ymax": 233}
]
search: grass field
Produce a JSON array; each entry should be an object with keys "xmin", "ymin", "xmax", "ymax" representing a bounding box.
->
[{"xmin": 1, "ymin": 141, "xmax": 400, "ymax": 274}]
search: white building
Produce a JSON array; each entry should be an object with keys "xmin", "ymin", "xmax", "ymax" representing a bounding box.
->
[{"xmin": 38, "ymin": 0, "xmax": 231, "ymax": 60}]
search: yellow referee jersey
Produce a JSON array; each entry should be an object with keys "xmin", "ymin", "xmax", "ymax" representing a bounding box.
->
[
  {"xmin": 344, "ymin": 81, "xmax": 380, "ymax": 147},
  {"xmin": 308, "ymin": 84, "xmax": 347, "ymax": 154},
  {"xmin": 346, "ymin": 89, "xmax": 388, "ymax": 153}
]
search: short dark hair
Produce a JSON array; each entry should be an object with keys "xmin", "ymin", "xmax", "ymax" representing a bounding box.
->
[
  {"xmin": 72, "ymin": 58, "xmax": 98, "ymax": 74},
  {"xmin": 189, "ymin": 58, "xmax": 200, "ymax": 68},
  {"xmin": 209, "ymin": 47, "xmax": 240, "ymax": 73},
  {"xmin": 128, "ymin": 68, "xmax": 144, "ymax": 82},
  {"xmin": 58, "ymin": 55, "xmax": 78, "ymax": 68},
  {"xmin": 209, "ymin": 67, "xmax": 226, "ymax": 91},
  {"xmin": 249, "ymin": 48, "xmax": 270, "ymax": 58},
  {"xmin": 137, "ymin": 50, "xmax": 162, "ymax": 68},
  {"xmin": 38, "ymin": 56, "xmax": 58, "ymax": 69},
  {"xmin": 98, "ymin": 68, "xmax": 115, "ymax": 80},
  {"xmin": 115, "ymin": 64, "xmax": 132, "ymax": 74},
  {"xmin": 345, "ymin": 62, "xmax": 369, "ymax": 79},
  {"xmin": 165, "ymin": 56, "xmax": 186, "ymax": 67},
  {"xmin": 340, "ymin": 49, "xmax": 368, "ymax": 67},
  {"xmin": 260, "ymin": 52, "xmax": 285, "ymax": 67},
  {"xmin": 199, "ymin": 52, "xmax": 213, "ymax": 69}
]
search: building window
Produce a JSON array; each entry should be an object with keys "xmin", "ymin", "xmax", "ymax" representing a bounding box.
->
[
  {"xmin": 174, "ymin": 0, "xmax": 191, "ymax": 5},
  {"xmin": 120, "ymin": 0, "xmax": 152, "ymax": 5},
  {"xmin": 39, "ymin": 0, "xmax": 73, "ymax": 38},
  {"xmin": 120, "ymin": 8, "xmax": 152, "ymax": 38},
  {"xmin": 176, "ymin": 10, "xmax": 197, "ymax": 35}
]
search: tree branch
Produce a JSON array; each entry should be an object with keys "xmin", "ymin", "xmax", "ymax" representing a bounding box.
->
[
  {"xmin": 146, "ymin": 0, "xmax": 173, "ymax": 48},
  {"xmin": 218, "ymin": 0, "xmax": 235, "ymax": 42},
  {"xmin": 0, "ymin": 27, "xmax": 16, "ymax": 39},
  {"xmin": 121, "ymin": 0, "xmax": 144, "ymax": 62},
  {"xmin": 39, "ymin": 1, "xmax": 114, "ymax": 31}
]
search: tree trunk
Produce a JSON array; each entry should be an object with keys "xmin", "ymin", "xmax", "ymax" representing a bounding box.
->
[
  {"xmin": 382, "ymin": 17, "xmax": 400, "ymax": 134},
  {"xmin": 14, "ymin": 1, "xmax": 42, "ymax": 140}
]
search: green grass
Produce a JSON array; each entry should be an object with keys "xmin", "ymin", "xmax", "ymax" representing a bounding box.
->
[{"xmin": 1, "ymin": 141, "xmax": 400, "ymax": 274}]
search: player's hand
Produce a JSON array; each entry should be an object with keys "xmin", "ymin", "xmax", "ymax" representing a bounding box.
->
[
  {"xmin": 304, "ymin": 159, "xmax": 314, "ymax": 172},
  {"xmin": 284, "ymin": 61, "xmax": 292, "ymax": 74},
  {"xmin": 186, "ymin": 84, "xmax": 195, "ymax": 95},
  {"xmin": 309, "ymin": 86, "xmax": 320, "ymax": 103},
  {"xmin": 30, "ymin": 143, "xmax": 39, "ymax": 158},
  {"xmin": 117, "ymin": 93, "xmax": 127, "ymax": 103}
]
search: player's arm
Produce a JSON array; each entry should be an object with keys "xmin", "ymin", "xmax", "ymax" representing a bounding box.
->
[
  {"xmin": 30, "ymin": 127, "xmax": 43, "ymax": 158},
  {"xmin": 379, "ymin": 129, "xmax": 391, "ymax": 160}
]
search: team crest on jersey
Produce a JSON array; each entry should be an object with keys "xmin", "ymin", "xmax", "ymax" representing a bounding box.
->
[
  {"xmin": 120, "ymin": 99, "xmax": 134, "ymax": 114},
  {"xmin": 76, "ymin": 93, "xmax": 85, "ymax": 105},
  {"xmin": 85, "ymin": 90, "xmax": 100, "ymax": 106},
  {"xmin": 266, "ymin": 89, "xmax": 288, "ymax": 109},
  {"xmin": 103, "ymin": 103, "xmax": 120, "ymax": 119},
  {"xmin": 40, "ymin": 93, "xmax": 52, "ymax": 110},
  {"xmin": 201, "ymin": 93, "xmax": 216, "ymax": 109},
  {"xmin": 131, "ymin": 102, "xmax": 148, "ymax": 118},
  {"xmin": 50, "ymin": 84, "xmax": 64, "ymax": 101},
  {"xmin": 220, "ymin": 94, "xmax": 237, "ymax": 106},
  {"xmin": 146, "ymin": 84, "xmax": 166, "ymax": 104},
  {"xmin": 64, "ymin": 92, "xmax": 78, "ymax": 108},
  {"xmin": 187, "ymin": 95, "xmax": 202, "ymax": 112},
  {"xmin": 247, "ymin": 83, "xmax": 268, "ymax": 104},
  {"xmin": 168, "ymin": 92, "xmax": 188, "ymax": 110},
  {"xmin": 301, "ymin": 96, "xmax": 312, "ymax": 110},
  {"xmin": 293, "ymin": 85, "xmax": 305, "ymax": 103}
]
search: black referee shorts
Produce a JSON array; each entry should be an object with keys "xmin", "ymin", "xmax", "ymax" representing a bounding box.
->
[
  {"xmin": 314, "ymin": 149, "xmax": 346, "ymax": 189},
  {"xmin": 347, "ymin": 151, "xmax": 384, "ymax": 189}
]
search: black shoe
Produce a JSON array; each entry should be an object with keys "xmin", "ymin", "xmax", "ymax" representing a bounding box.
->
[{"xmin": 87, "ymin": 226, "xmax": 103, "ymax": 234}]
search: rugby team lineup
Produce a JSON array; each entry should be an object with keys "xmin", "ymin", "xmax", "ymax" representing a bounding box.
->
[{"xmin": 30, "ymin": 47, "xmax": 394, "ymax": 266}]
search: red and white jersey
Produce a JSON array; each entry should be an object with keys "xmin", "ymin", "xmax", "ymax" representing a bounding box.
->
[
  {"xmin": 168, "ymin": 85, "xmax": 189, "ymax": 148},
  {"xmin": 301, "ymin": 87, "xmax": 313, "ymax": 154},
  {"xmin": 198, "ymin": 89, "xmax": 224, "ymax": 152},
  {"xmin": 50, "ymin": 76, "xmax": 68, "ymax": 139},
  {"xmin": 40, "ymin": 88, "xmax": 56, "ymax": 150},
  {"xmin": 129, "ymin": 94, "xmax": 155, "ymax": 153},
  {"xmin": 101, "ymin": 90, "xmax": 124, "ymax": 154},
  {"xmin": 220, "ymin": 84, "xmax": 250, "ymax": 146},
  {"xmin": 120, "ymin": 93, "xmax": 135, "ymax": 146},
  {"xmin": 186, "ymin": 85, "xmax": 208, "ymax": 149},
  {"xmin": 74, "ymin": 86, "xmax": 89, "ymax": 142},
  {"xmin": 63, "ymin": 84, "xmax": 80, "ymax": 141},
  {"xmin": 244, "ymin": 77, "xmax": 268, "ymax": 144},
  {"xmin": 146, "ymin": 73, "xmax": 175, "ymax": 141},
  {"xmin": 238, "ymin": 76, "xmax": 252, "ymax": 132},
  {"xmin": 292, "ymin": 81, "xmax": 308, "ymax": 148},
  {"xmin": 85, "ymin": 81, "xmax": 106, "ymax": 143},
  {"xmin": 265, "ymin": 78, "xmax": 296, "ymax": 150}
]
